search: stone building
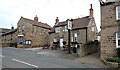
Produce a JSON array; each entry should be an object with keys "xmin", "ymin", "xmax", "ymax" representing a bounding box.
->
[
  {"xmin": 2, "ymin": 27, "xmax": 17, "ymax": 47},
  {"xmin": 100, "ymin": 1, "xmax": 120, "ymax": 58},
  {"xmin": 17, "ymin": 16, "xmax": 51, "ymax": 47},
  {"xmin": 49, "ymin": 4, "xmax": 98, "ymax": 49},
  {"xmin": 0, "ymin": 28, "xmax": 10, "ymax": 35}
]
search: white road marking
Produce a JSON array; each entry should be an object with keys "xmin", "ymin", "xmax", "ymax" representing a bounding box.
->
[
  {"xmin": 0, "ymin": 55, "xmax": 5, "ymax": 58},
  {"xmin": 12, "ymin": 59, "xmax": 38, "ymax": 68}
]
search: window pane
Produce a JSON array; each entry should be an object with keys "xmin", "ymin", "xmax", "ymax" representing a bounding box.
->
[
  {"xmin": 118, "ymin": 40, "xmax": 120, "ymax": 46},
  {"xmin": 118, "ymin": 32, "xmax": 120, "ymax": 38},
  {"xmin": 118, "ymin": 6, "xmax": 120, "ymax": 11},
  {"xmin": 118, "ymin": 13, "xmax": 120, "ymax": 19}
]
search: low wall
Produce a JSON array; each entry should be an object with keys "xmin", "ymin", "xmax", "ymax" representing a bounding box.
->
[
  {"xmin": 79, "ymin": 43, "xmax": 100, "ymax": 57},
  {"xmin": 2, "ymin": 43, "xmax": 15, "ymax": 47}
]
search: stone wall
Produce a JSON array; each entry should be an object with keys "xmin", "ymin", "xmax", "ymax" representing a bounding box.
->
[
  {"xmin": 79, "ymin": 43, "xmax": 100, "ymax": 57},
  {"xmin": 101, "ymin": 2, "xmax": 120, "ymax": 58}
]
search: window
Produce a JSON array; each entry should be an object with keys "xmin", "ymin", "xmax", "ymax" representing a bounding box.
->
[
  {"xmin": 116, "ymin": 32, "xmax": 120, "ymax": 48},
  {"xmin": 54, "ymin": 38, "xmax": 58, "ymax": 42},
  {"xmin": 92, "ymin": 26, "xmax": 94, "ymax": 31},
  {"xmin": 18, "ymin": 26, "xmax": 20, "ymax": 32},
  {"xmin": 55, "ymin": 27, "xmax": 62, "ymax": 33},
  {"xmin": 116, "ymin": 6, "xmax": 120, "ymax": 20},
  {"xmin": 65, "ymin": 25, "xmax": 68, "ymax": 32},
  {"xmin": 74, "ymin": 33, "xmax": 77, "ymax": 42},
  {"xmin": 22, "ymin": 25, "xmax": 25, "ymax": 32},
  {"xmin": 18, "ymin": 36, "xmax": 23, "ymax": 45}
]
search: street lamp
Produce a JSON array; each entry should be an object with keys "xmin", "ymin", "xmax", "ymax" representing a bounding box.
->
[{"xmin": 66, "ymin": 19, "xmax": 73, "ymax": 54}]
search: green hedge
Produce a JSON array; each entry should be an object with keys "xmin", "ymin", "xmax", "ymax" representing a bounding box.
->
[{"xmin": 106, "ymin": 57, "xmax": 120, "ymax": 63}]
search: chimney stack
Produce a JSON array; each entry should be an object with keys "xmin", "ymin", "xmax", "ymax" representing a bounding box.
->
[
  {"xmin": 34, "ymin": 15, "xmax": 38, "ymax": 22},
  {"xmin": 55, "ymin": 17, "xmax": 59, "ymax": 25},
  {"xmin": 11, "ymin": 26, "xmax": 14, "ymax": 29},
  {"xmin": 90, "ymin": 4, "xmax": 94, "ymax": 17}
]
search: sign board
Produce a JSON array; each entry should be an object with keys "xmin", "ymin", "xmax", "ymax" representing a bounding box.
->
[
  {"xmin": 25, "ymin": 40, "xmax": 32, "ymax": 45},
  {"xmin": 67, "ymin": 20, "xmax": 72, "ymax": 30},
  {"xmin": 18, "ymin": 35, "xmax": 23, "ymax": 36}
]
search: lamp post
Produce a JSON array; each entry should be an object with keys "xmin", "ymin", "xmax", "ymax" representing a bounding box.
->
[{"xmin": 67, "ymin": 19, "xmax": 73, "ymax": 54}]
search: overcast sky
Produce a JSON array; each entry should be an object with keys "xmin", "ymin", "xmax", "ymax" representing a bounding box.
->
[{"xmin": 0, "ymin": 0, "xmax": 101, "ymax": 31}]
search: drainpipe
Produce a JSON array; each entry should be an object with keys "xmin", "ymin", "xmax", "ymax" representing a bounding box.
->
[{"xmin": 86, "ymin": 27, "xmax": 88, "ymax": 42}]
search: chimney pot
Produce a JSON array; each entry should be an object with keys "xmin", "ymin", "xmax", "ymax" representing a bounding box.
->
[
  {"xmin": 11, "ymin": 26, "xmax": 14, "ymax": 29},
  {"xmin": 90, "ymin": 4, "xmax": 94, "ymax": 17},
  {"xmin": 55, "ymin": 17, "xmax": 59, "ymax": 25},
  {"xmin": 34, "ymin": 15, "xmax": 38, "ymax": 22}
]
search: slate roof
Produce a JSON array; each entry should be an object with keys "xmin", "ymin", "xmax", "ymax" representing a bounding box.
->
[
  {"xmin": 22, "ymin": 17, "xmax": 51, "ymax": 29},
  {"xmin": 49, "ymin": 16, "xmax": 91, "ymax": 33},
  {"xmin": 2, "ymin": 28, "xmax": 17, "ymax": 36}
]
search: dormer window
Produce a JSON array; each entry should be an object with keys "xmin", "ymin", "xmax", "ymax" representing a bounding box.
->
[
  {"xmin": 116, "ymin": 6, "xmax": 120, "ymax": 20},
  {"xmin": 55, "ymin": 27, "xmax": 62, "ymax": 33}
]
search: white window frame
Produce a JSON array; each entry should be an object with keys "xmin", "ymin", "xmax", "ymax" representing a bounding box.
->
[
  {"xmin": 92, "ymin": 26, "xmax": 94, "ymax": 31},
  {"xmin": 54, "ymin": 38, "xmax": 58, "ymax": 42},
  {"xmin": 116, "ymin": 6, "xmax": 120, "ymax": 20},
  {"xmin": 65, "ymin": 25, "xmax": 68, "ymax": 32},
  {"xmin": 74, "ymin": 33, "xmax": 77, "ymax": 42},
  {"xmin": 116, "ymin": 32, "xmax": 120, "ymax": 48}
]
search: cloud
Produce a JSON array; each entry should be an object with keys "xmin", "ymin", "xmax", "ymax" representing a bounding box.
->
[{"xmin": 0, "ymin": 0, "xmax": 100, "ymax": 31}]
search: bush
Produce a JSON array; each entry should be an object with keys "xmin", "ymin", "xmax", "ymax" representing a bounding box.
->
[
  {"xmin": 72, "ymin": 47, "xmax": 76, "ymax": 53},
  {"xmin": 85, "ymin": 40, "xmax": 94, "ymax": 45},
  {"xmin": 116, "ymin": 48, "xmax": 120, "ymax": 57},
  {"xmin": 106, "ymin": 57, "xmax": 120, "ymax": 63},
  {"xmin": 63, "ymin": 41, "xmax": 66, "ymax": 45}
]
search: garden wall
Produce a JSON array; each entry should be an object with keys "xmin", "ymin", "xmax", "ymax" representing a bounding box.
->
[{"xmin": 79, "ymin": 43, "xmax": 100, "ymax": 57}]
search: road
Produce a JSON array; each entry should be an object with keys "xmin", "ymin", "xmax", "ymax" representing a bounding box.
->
[{"xmin": 2, "ymin": 47, "xmax": 100, "ymax": 68}]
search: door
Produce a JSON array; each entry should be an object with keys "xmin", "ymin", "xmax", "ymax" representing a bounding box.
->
[{"xmin": 60, "ymin": 38, "xmax": 63, "ymax": 47}]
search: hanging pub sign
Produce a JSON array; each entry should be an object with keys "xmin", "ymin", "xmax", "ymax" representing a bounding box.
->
[{"xmin": 67, "ymin": 19, "xmax": 72, "ymax": 30}]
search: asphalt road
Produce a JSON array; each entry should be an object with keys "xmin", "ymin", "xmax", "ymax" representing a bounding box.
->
[{"xmin": 2, "ymin": 47, "xmax": 100, "ymax": 68}]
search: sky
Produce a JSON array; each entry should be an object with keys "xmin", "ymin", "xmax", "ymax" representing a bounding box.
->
[{"xmin": 0, "ymin": 0, "xmax": 101, "ymax": 31}]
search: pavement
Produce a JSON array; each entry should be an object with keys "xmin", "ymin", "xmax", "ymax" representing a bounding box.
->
[
  {"xmin": 37, "ymin": 48, "xmax": 107, "ymax": 68},
  {"xmin": 2, "ymin": 47, "xmax": 101, "ymax": 68}
]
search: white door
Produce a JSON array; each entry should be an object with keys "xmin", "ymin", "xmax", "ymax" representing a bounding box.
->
[{"xmin": 60, "ymin": 38, "xmax": 63, "ymax": 47}]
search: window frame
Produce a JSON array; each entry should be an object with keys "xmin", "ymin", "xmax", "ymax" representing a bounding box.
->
[
  {"xmin": 116, "ymin": 32, "xmax": 120, "ymax": 48},
  {"xmin": 116, "ymin": 6, "xmax": 120, "ymax": 20},
  {"xmin": 55, "ymin": 27, "xmax": 62, "ymax": 33},
  {"xmin": 74, "ymin": 33, "xmax": 77, "ymax": 42},
  {"xmin": 18, "ymin": 36, "xmax": 24, "ymax": 45},
  {"xmin": 22, "ymin": 25, "xmax": 25, "ymax": 32},
  {"xmin": 65, "ymin": 25, "xmax": 68, "ymax": 32},
  {"xmin": 18, "ymin": 26, "xmax": 21, "ymax": 32}
]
